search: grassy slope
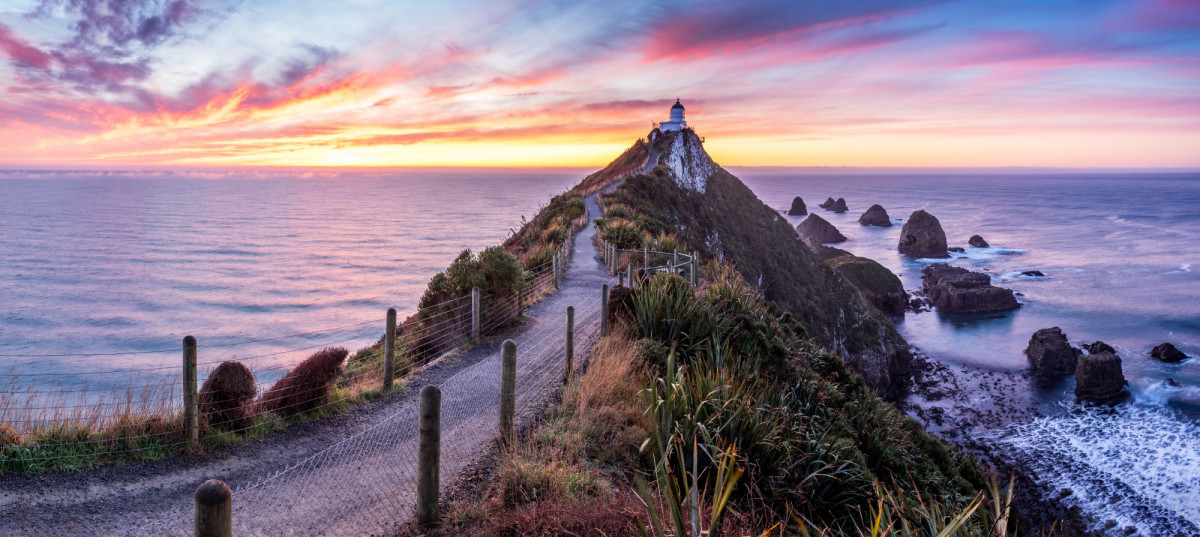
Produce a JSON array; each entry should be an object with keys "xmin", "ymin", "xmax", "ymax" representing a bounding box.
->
[
  {"xmin": 439, "ymin": 131, "xmax": 1017, "ymax": 537},
  {"xmin": 606, "ymin": 130, "xmax": 911, "ymax": 398}
]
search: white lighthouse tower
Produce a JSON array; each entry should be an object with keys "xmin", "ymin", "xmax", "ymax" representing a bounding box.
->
[{"xmin": 659, "ymin": 99, "xmax": 687, "ymax": 132}]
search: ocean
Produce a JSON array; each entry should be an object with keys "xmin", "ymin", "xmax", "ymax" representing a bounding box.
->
[
  {"xmin": 735, "ymin": 169, "xmax": 1200, "ymax": 536},
  {"xmin": 0, "ymin": 170, "xmax": 581, "ymax": 388},
  {"xmin": 2, "ymin": 169, "xmax": 1198, "ymax": 534}
]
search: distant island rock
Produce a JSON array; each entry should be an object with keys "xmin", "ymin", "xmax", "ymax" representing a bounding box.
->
[
  {"xmin": 1026, "ymin": 327, "xmax": 1081, "ymax": 377},
  {"xmin": 898, "ymin": 210, "xmax": 949, "ymax": 258},
  {"xmin": 969, "ymin": 235, "xmax": 989, "ymax": 248},
  {"xmin": 922, "ymin": 264, "xmax": 1019, "ymax": 314},
  {"xmin": 831, "ymin": 197, "xmax": 849, "ymax": 213},
  {"xmin": 858, "ymin": 204, "xmax": 892, "ymax": 227},
  {"xmin": 796, "ymin": 214, "xmax": 846, "ymax": 244},
  {"xmin": 1150, "ymin": 342, "xmax": 1188, "ymax": 363},
  {"xmin": 819, "ymin": 197, "xmax": 836, "ymax": 209},
  {"xmin": 1076, "ymin": 351, "xmax": 1127, "ymax": 402},
  {"xmin": 788, "ymin": 196, "xmax": 807, "ymax": 216}
]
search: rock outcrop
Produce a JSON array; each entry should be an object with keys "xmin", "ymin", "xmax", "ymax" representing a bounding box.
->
[
  {"xmin": 819, "ymin": 197, "xmax": 836, "ymax": 209},
  {"xmin": 1150, "ymin": 343, "xmax": 1188, "ymax": 363},
  {"xmin": 796, "ymin": 214, "xmax": 847, "ymax": 244},
  {"xmin": 898, "ymin": 210, "xmax": 949, "ymax": 258},
  {"xmin": 787, "ymin": 196, "xmax": 807, "ymax": 216},
  {"xmin": 1085, "ymin": 341, "xmax": 1116, "ymax": 355},
  {"xmin": 830, "ymin": 198, "xmax": 849, "ymax": 213},
  {"xmin": 1075, "ymin": 352, "xmax": 1127, "ymax": 402},
  {"xmin": 1026, "ymin": 327, "xmax": 1081, "ymax": 377},
  {"xmin": 826, "ymin": 254, "xmax": 906, "ymax": 316},
  {"xmin": 922, "ymin": 264, "xmax": 1019, "ymax": 314},
  {"xmin": 969, "ymin": 235, "xmax": 989, "ymax": 248},
  {"xmin": 858, "ymin": 204, "xmax": 892, "ymax": 227}
]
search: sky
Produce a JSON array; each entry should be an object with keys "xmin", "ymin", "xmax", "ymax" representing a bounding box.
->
[{"xmin": 0, "ymin": 0, "xmax": 1198, "ymax": 169}]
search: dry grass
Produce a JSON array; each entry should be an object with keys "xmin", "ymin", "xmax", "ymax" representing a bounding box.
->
[{"xmin": 442, "ymin": 330, "xmax": 652, "ymax": 534}]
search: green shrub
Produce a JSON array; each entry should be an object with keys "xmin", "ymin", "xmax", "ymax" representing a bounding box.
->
[{"xmin": 627, "ymin": 273, "xmax": 715, "ymax": 359}]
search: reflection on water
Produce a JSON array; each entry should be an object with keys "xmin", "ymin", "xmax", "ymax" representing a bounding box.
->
[{"xmin": 0, "ymin": 170, "xmax": 581, "ymax": 385}]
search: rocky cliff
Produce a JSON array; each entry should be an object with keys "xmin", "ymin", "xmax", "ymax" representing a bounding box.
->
[{"xmin": 602, "ymin": 129, "xmax": 911, "ymax": 397}]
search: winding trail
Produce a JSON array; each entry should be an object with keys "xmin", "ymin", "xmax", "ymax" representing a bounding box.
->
[{"xmin": 0, "ymin": 194, "xmax": 615, "ymax": 536}]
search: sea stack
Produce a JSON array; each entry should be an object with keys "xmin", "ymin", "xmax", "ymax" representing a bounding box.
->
[
  {"xmin": 788, "ymin": 196, "xmax": 807, "ymax": 216},
  {"xmin": 898, "ymin": 210, "xmax": 949, "ymax": 258},
  {"xmin": 922, "ymin": 264, "xmax": 1019, "ymax": 314},
  {"xmin": 796, "ymin": 214, "xmax": 847, "ymax": 244},
  {"xmin": 1150, "ymin": 343, "xmax": 1188, "ymax": 363},
  {"xmin": 831, "ymin": 197, "xmax": 849, "ymax": 213},
  {"xmin": 858, "ymin": 204, "xmax": 892, "ymax": 227},
  {"xmin": 969, "ymin": 235, "xmax": 989, "ymax": 248},
  {"xmin": 1026, "ymin": 327, "xmax": 1081, "ymax": 377},
  {"xmin": 1076, "ymin": 352, "xmax": 1127, "ymax": 402},
  {"xmin": 819, "ymin": 197, "xmax": 836, "ymax": 209}
]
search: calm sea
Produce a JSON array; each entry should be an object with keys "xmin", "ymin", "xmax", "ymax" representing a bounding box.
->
[
  {"xmin": 736, "ymin": 169, "xmax": 1200, "ymax": 536},
  {"xmin": 2, "ymin": 169, "xmax": 1198, "ymax": 533},
  {"xmin": 0, "ymin": 170, "xmax": 581, "ymax": 385}
]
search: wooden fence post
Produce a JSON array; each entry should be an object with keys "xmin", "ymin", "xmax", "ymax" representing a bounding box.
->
[
  {"xmin": 417, "ymin": 384, "xmax": 442, "ymax": 527},
  {"xmin": 627, "ymin": 262, "xmax": 635, "ymax": 289},
  {"xmin": 673, "ymin": 249, "xmax": 678, "ymax": 270},
  {"xmin": 194, "ymin": 479, "xmax": 232, "ymax": 537},
  {"xmin": 471, "ymin": 286, "xmax": 480, "ymax": 344},
  {"xmin": 601, "ymin": 284, "xmax": 609, "ymax": 337},
  {"xmin": 644, "ymin": 246, "xmax": 649, "ymax": 272},
  {"xmin": 564, "ymin": 306, "xmax": 574, "ymax": 383},
  {"xmin": 182, "ymin": 335, "xmax": 198, "ymax": 448},
  {"xmin": 691, "ymin": 251, "xmax": 698, "ymax": 285},
  {"xmin": 499, "ymin": 339, "xmax": 517, "ymax": 442},
  {"xmin": 384, "ymin": 308, "xmax": 396, "ymax": 390}
]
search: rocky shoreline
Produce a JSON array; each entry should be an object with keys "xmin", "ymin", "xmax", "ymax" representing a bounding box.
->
[{"xmin": 903, "ymin": 352, "xmax": 1098, "ymax": 536}]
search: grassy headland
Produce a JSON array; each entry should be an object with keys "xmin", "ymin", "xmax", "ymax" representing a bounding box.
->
[{"xmin": 441, "ymin": 128, "xmax": 1030, "ymax": 536}]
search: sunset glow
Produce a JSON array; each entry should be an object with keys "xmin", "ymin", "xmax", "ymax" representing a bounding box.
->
[{"xmin": 2, "ymin": 0, "xmax": 1198, "ymax": 168}]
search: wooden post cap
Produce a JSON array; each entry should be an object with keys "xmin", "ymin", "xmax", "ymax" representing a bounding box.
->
[{"xmin": 194, "ymin": 479, "xmax": 231, "ymax": 506}]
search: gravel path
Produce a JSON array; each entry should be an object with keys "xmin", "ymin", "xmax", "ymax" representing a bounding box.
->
[{"xmin": 0, "ymin": 194, "xmax": 615, "ymax": 537}]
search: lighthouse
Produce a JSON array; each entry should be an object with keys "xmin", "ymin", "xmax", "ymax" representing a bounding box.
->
[{"xmin": 659, "ymin": 99, "xmax": 687, "ymax": 132}]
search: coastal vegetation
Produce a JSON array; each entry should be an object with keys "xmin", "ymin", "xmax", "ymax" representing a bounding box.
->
[{"xmin": 440, "ymin": 131, "xmax": 1029, "ymax": 535}]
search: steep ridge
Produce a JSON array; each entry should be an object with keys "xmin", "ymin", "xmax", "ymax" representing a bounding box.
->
[{"xmin": 604, "ymin": 129, "xmax": 910, "ymax": 397}]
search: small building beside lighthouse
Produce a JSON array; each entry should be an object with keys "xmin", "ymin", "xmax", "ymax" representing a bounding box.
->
[{"xmin": 659, "ymin": 99, "xmax": 687, "ymax": 132}]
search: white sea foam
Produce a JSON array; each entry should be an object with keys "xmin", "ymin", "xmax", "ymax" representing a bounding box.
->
[{"xmin": 998, "ymin": 403, "xmax": 1200, "ymax": 536}]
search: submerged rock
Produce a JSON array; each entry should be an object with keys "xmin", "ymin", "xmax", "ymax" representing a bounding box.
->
[
  {"xmin": 858, "ymin": 204, "xmax": 892, "ymax": 227},
  {"xmin": 1021, "ymin": 270, "xmax": 1045, "ymax": 277},
  {"xmin": 819, "ymin": 197, "xmax": 836, "ymax": 209},
  {"xmin": 787, "ymin": 196, "xmax": 808, "ymax": 216},
  {"xmin": 1026, "ymin": 327, "xmax": 1081, "ymax": 377},
  {"xmin": 1163, "ymin": 378, "xmax": 1181, "ymax": 388},
  {"xmin": 1150, "ymin": 342, "xmax": 1188, "ymax": 363},
  {"xmin": 922, "ymin": 264, "xmax": 1019, "ymax": 314},
  {"xmin": 826, "ymin": 254, "xmax": 906, "ymax": 316},
  {"xmin": 898, "ymin": 210, "xmax": 949, "ymax": 258},
  {"xmin": 969, "ymin": 235, "xmax": 990, "ymax": 248},
  {"xmin": 796, "ymin": 214, "xmax": 847, "ymax": 244},
  {"xmin": 1075, "ymin": 352, "xmax": 1128, "ymax": 402},
  {"xmin": 948, "ymin": 247, "xmax": 965, "ymax": 253},
  {"xmin": 1085, "ymin": 341, "xmax": 1116, "ymax": 355}
]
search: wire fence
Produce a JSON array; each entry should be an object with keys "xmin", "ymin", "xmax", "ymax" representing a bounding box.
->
[
  {"xmin": 600, "ymin": 241, "xmax": 699, "ymax": 287},
  {"xmin": 0, "ymin": 222, "xmax": 584, "ymax": 465},
  {"xmin": 126, "ymin": 289, "xmax": 606, "ymax": 536},
  {"xmin": 113, "ymin": 208, "xmax": 609, "ymax": 536}
]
